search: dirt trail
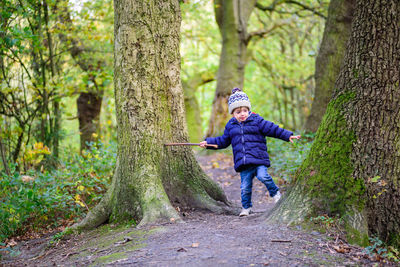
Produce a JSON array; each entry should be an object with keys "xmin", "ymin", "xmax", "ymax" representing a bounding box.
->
[{"xmin": 1, "ymin": 152, "xmax": 386, "ymax": 266}]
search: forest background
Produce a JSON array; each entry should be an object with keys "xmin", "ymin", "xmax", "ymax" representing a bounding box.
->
[{"xmin": 5, "ymin": 0, "xmax": 396, "ymax": 260}]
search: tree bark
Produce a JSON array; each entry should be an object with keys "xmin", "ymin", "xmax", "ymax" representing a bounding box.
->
[
  {"xmin": 304, "ymin": 0, "xmax": 355, "ymax": 132},
  {"xmin": 77, "ymin": 92, "xmax": 102, "ymax": 150},
  {"xmin": 182, "ymin": 71, "xmax": 215, "ymax": 142},
  {"xmin": 267, "ymin": 0, "xmax": 400, "ymax": 248},
  {"xmin": 74, "ymin": 0, "xmax": 234, "ymax": 230},
  {"xmin": 206, "ymin": 0, "xmax": 257, "ymax": 137},
  {"xmin": 0, "ymin": 126, "xmax": 10, "ymax": 176}
]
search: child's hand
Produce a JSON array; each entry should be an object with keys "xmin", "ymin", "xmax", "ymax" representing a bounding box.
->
[
  {"xmin": 289, "ymin": 135, "xmax": 301, "ymax": 143},
  {"xmin": 199, "ymin": 141, "xmax": 207, "ymax": 148}
]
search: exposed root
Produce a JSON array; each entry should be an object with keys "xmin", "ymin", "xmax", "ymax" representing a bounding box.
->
[
  {"xmin": 264, "ymin": 186, "xmax": 369, "ymax": 246},
  {"xmin": 137, "ymin": 190, "xmax": 182, "ymax": 228},
  {"xmin": 192, "ymin": 193, "xmax": 240, "ymax": 215},
  {"xmin": 264, "ymin": 185, "xmax": 312, "ymax": 225},
  {"xmin": 137, "ymin": 204, "xmax": 182, "ymax": 228},
  {"xmin": 199, "ymin": 174, "xmax": 231, "ymax": 205},
  {"xmin": 71, "ymin": 193, "xmax": 111, "ymax": 231}
]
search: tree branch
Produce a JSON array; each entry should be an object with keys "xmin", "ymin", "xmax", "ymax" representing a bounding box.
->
[
  {"xmin": 256, "ymin": 0, "xmax": 327, "ymax": 19},
  {"xmin": 255, "ymin": 0, "xmax": 282, "ymax": 12},
  {"xmin": 284, "ymin": 0, "xmax": 327, "ymax": 19},
  {"xmin": 246, "ymin": 19, "xmax": 292, "ymax": 45}
]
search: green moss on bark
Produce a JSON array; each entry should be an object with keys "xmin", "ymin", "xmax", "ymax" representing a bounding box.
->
[{"xmin": 297, "ymin": 92, "xmax": 366, "ymax": 216}]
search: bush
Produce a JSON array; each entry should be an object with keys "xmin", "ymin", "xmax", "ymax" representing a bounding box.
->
[
  {"xmin": 267, "ymin": 132, "xmax": 314, "ymax": 182},
  {"xmin": 0, "ymin": 141, "xmax": 116, "ymax": 242}
]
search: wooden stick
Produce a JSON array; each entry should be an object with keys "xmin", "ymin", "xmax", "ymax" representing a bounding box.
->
[
  {"xmin": 271, "ymin": 239, "xmax": 292, "ymax": 243},
  {"xmin": 164, "ymin": 143, "xmax": 218, "ymax": 148}
]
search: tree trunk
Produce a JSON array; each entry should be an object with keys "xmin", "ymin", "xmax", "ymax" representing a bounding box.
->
[
  {"xmin": 182, "ymin": 71, "xmax": 215, "ymax": 142},
  {"xmin": 56, "ymin": 1, "xmax": 105, "ymax": 151},
  {"xmin": 206, "ymin": 0, "xmax": 257, "ymax": 137},
  {"xmin": 44, "ymin": 0, "xmax": 61, "ymax": 158},
  {"xmin": 0, "ymin": 126, "xmax": 10, "ymax": 176},
  {"xmin": 267, "ymin": 0, "xmax": 400, "ymax": 248},
  {"xmin": 304, "ymin": 0, "xmax": 355, "ymax": 133},
  {"xmin": 74, "ymin": 0, "xmax": 234, "ymax": 230},
  {"xmin": 77, "ymin": 92, "xmax": 102, "ymax": 150}
]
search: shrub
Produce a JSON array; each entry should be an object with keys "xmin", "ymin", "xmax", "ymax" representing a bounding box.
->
[
  {"xmin": 0, "ymin": 141, "xmax": 116, "ymax": 242},
  {"xmin": 267, "ymin": 131, "xmax": 314, "ymax": 182}
]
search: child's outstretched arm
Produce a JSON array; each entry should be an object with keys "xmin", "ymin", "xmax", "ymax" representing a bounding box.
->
[
  {"xmin": 259, "ymin": 119, "xmax": 293, "ymax": 141},
  {"xmin": 199, "ymin": 126, "xmax": 231, "ymax": 149},
  {"xmin": 289, "ymin": 135, "xmax": 301, "ymax": 143}
]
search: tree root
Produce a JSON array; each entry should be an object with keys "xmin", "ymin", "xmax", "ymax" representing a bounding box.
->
[
  {"xmin": 264, "ymin": 186, "xmax": 312, "ymax": 225},
  {"xmin": 72, "ymin": 155, "xmax": 236, "ymax": 232},
  {"xmin": 192, "ymin": 193, "xmax": 239, "ymax": 215},
  {"xmin": 264, "ymin": 186, "xmax": 369, "ymax": 246},
  {"xmin": 71, "ymin": 193, "xmax": 111, "ymax": 232}
]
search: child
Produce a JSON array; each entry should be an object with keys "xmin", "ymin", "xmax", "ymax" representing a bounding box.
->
[{"xmin": 200, "ymin": 88, "xmax": 301, "ymax": 217}]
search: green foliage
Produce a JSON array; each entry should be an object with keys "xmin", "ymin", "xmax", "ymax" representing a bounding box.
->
[
  {"xmin": 182, "ymin": 1, "xmax": 327, "ymax": 135},
  {"xmin": 0, "ymin": 142, "xmax": 116, "ymax": 243},
  {"xmin": 50, "ymin": 227, "xmax": 74, "ymax": 245},
  {"xmin": 267, "ymin": 132, "xmax": 314, "ymax": 182},
  {"xmin": 0, "ymin": 0, "xmax": 115, "ymax": 167},
  {"xmin": 310, "ymin": 214, "xmax": 337, "ymax": 227},
  {"xmin": 364, "ymin": 236, "xmax": 400, "ymax": 263},
  {"xmin": 308, "ymin": 214, "xmax": 345, "ymax": 236}
]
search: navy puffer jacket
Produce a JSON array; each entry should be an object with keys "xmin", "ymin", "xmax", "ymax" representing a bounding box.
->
[{"xmin": 205, "ymin": 113, "xmax": 293, "ymax": 172}]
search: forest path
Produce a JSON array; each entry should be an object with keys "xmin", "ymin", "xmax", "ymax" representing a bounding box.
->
[{"xmin": 2, "ymin": 152, "xmax": 382, "ymax": 266}]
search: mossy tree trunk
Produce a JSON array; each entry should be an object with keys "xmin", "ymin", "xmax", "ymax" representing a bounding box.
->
[
  {"xmin": 304, "ymin": 0, "xmax": 355, "ymax": 133},
  {"xmin": 267, "ymin": 0, "xmax": 400, "ymax": 248},
  {"xmin": 206, "ymin": 0, "xmax": 257, "ymax": 137},
  {"xmin": 74, "ymin": 0, "xmax": 234, "ymax": 230},
  {"xmin": 183, "ymin": 71, "xmax": 215, "ymax": 142}
]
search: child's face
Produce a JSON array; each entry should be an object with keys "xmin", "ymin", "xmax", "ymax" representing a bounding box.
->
[{"xmin": 232, "ymin": 107, "xmax": 249, "ymax": 122}]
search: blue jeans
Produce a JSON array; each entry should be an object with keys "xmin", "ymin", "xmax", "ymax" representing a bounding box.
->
[{"xmin": 240, "ymin": 165, "xmax": 279, "ymax": 209}]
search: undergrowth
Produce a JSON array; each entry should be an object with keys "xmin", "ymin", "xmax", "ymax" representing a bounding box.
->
[
  {"xmin": 0, "ymin": 142, "xmax": 116, "ymax": 243},
  {"xmin": 308, "ymin": 214, "xmax": 400, "ymax": 264},
  {"xmin": 267, "ymin": 131, "xmax": 314, "ymax": 182}
]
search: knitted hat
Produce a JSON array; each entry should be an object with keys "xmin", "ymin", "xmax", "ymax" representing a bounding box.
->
[{"xmin": 228, "ymin": 88, "xmax": 251, "ymax": 114}]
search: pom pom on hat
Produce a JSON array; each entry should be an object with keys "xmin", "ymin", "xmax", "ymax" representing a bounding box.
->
[
  {"xmin": 231, "ymin": 87, "xmax": 242, "ymax": 94},
  {"xmin": 228, "ymin": 87, "xmax": 251, "ymax": 114}
]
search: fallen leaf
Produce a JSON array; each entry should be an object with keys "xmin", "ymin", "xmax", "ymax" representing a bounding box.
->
[
  {"xmin": 332, "ymin": 245, "xmax": 350, "ymax": 253},
  {"xmin": 212, "ymin": 162, "xmax": 219, "ymax": 168},
  {"xmin": 8, "ymin": 239, "xmax": 17, "ymax": 247},
  {"xmin": 191, "ymin": 242, "xmax": 199, "ymax": 248}
]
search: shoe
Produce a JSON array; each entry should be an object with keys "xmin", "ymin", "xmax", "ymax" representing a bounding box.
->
[
  {"xmin": 239, "ymin": 208, "xmax": 251, "ymax": 217},
  {"xmin": 273, "ymin": 191, "xmax": 281, "ymax": 203}
]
